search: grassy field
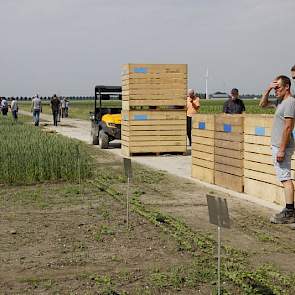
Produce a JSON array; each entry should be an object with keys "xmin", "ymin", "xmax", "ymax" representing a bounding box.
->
[
  {"xmin": 18, "ymin": 99, "xmax": 275, "ymax": 121},
  {"xmin": 0, "ymin": 117, "xmax": 92, "ymax": 184}
]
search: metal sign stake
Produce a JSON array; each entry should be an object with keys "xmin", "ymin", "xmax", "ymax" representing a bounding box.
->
[
  {"xmin": 217, "ymin": 226, "xmax": 221, "ymax": 295},
  {"xmin": 123, "ymin": 158, "xmax": 132, "ymax": 230},
  {"xmin": 206, "ymin": 194, "xmax": 230, "ymax": 295},
  {"xmin": 126, "ymin": 176, "xmax": 130, "ymax": 230}
]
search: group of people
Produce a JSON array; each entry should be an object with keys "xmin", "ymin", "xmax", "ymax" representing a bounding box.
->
[
  {"xmin": 187, "ymin": 65, "xmax": 295, "ymax": 225},
  {"xmin": 31, "ymin": 95, "xmax": 69, "ymax": 126},
  {"xmin": 0, "ymin": 97, "xmax": 19, "ymax": 120},
  {"xmin": 186, "ymin": 87, "xmax": 245, "ymax": 146}
]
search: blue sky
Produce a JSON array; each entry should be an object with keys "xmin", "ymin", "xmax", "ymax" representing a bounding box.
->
[{"xmin": 1, "ymin": 0, "xmax": 294, "ymax": 96}]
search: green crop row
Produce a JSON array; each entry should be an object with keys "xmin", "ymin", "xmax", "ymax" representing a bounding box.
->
[{"xmin": 0, "ymin": 117, "xmax": 92, "ymax": 185}]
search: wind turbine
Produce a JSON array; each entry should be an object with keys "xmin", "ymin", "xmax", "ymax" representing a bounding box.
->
[{"xmin": 205, "ymin": 68, "xmax": 209, "ymax": 99}]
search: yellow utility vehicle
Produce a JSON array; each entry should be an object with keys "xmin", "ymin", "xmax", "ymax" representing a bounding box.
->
[{"xmin": 90, "ymin": 85, "xmax": 121, "ymax": 148}]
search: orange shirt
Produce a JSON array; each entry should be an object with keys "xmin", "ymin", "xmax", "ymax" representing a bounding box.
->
[{"xmin": 187, "ymin": 96, "xmax": 200, "ymax": 117}]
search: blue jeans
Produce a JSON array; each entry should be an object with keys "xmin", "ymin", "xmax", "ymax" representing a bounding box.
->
[{"xmin": 33, "ymin": 109, "xmax": 40, "ymax": 126}]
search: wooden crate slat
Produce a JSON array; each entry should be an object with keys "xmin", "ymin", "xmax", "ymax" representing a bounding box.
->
[
  {"xmin": 244, "ymin": 169, "xmax": 281, "ymax": 186},
  {"xmin": 122, "ymin": 110, "xmax": 186, "ymax": 120},
  {"xmin": 122, "ymin": 100, "xmax": 186, "ymax": 109},
  {"xmin": 191, "ymin": 143, "xmax": 214, "ymax": 154},
  {"xmin": 244, "ymin": 115, "xmax": 274, "ymax": 128},
  {"xmin": 244, "ymin": 134, "xmax": 271, "ymax": 145},
  {"xmin": 214, "ymin": 147, "xmax": 243, "ymax": 159},
  {"xmin": 214, "ymin": 171, "xmax": 243, "ymax": 192},
  {"xmin": 244, "ymin": 178, "xmax": 284, "ymax": 205},
  {"xmin": 121, "ymin": 130, "xmax": 186, "ymax": 136},
  {"xmin": 192, "ymin": 136, "xmax": 214, "ymax": 146},
  {"xmin": 122, "ymin": 89, "xmax": 187, "ymax": 96},
  {"xmin": 123, "ymin": 135, "xmax": 185, "ymax": 141},
  {"xmin": 215, "ymin": 131, "xmax": 243, "ymax": 142},
  {"xmin": 215, "ymin": 155, "xmax": 243, "ymax": 168},
  {"xmin": 244, "ymin": 152, "xmax": 273, "ymax": 165},
  {"xmin": 215, "ymin": 163, "xmax": 243, "ymax": 177},
  {"xmin": 191, "ymin": 150, "xmax": 214, "ymax": 161},
  {"xmin": 127, "ymin": 145, "xmax": 187, "ymax": 153},
  {"xmin": 244, "ymin": 160, "xmax": 276, "ymax": 175},
  {"xmin": 192, "ymin": 165, "xmax": 214, "ymax": 184},
  {"xmin": 192, "ymin": 158, "xmax": 214, "ymax": 169},
  {"xmin": 124, "ymin": 124, "xmax": 186, "ymax": 131},
  {"xmin": 214, "ymin": 139, "xmax": 243, "ymax": 151}
]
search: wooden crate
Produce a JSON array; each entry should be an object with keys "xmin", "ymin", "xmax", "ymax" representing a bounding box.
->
[
  {"xmin": 191, "ymin": 114, "xmax": 215, "ymax": 184},
  {"xmin": 121, "ymin": 110, "xmax": 187, "ymax": 156},
  {"xmin": 243, "ymin": 115, "xmax": 285, "ymax": 205},
  {"xmin": 214, "ymin": 115, "xmax": 244, "ymax": 192},
  {"xmin": 122, "ymin": 64, "xmax": 187, "ymax": 109}
]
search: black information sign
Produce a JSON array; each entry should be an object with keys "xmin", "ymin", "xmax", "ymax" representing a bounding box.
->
[
  {"xmin": 206, "ymin": 194, "xmax": 230, "ymax": 229},
  {"xmin": 123, "ymin": 158, "xmax": 132, "ymax": 180}
]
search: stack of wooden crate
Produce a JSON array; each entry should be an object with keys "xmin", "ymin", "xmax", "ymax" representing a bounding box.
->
[
  {"xmin": 121, "ymin": 64, "xmax": 187, "ymax": 156},
  {"xmin": 243, "ymin": 115, "xmax": 286, "ymax": 205},
  {"xmin": 214, "ymin": 115, "xmax": 244, "ymax": 192},
  {"xmin": 191, "ymin": 114, "xmax": 244, "ymax": 192},
  {"xmin": 191, "ymin": 114, "xmax": 215, "ymax": 184}
]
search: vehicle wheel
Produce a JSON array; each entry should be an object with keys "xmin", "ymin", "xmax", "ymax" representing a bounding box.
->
[
  {"xmin": 92, "ymin": 134, "xmax": 99, "ymax": 145},
  {"xmin": 99, "ymin": 130, "xmax": 109, "ymax": 149}
]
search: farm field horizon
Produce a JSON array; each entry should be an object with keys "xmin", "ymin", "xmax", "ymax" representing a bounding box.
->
[{"xmin": 18, "ymin": 99, "xmax": 275, "ymax": 121}]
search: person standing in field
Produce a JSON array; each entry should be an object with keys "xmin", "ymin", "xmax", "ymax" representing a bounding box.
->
[
  {"xmin": 61, "ymin": 97, "xmax": 66, "ymax": 118},
  {"xmin": 260, "ymin": 75, "xmax": 295, "ymax": 224},
  {"xmin": 51, "ymin": 94, "xmax": 61, "ymax": 126},
  {"xmin": 187, "ymin": 89, "xmax": 200, "ymax": 146},
  {"xmin": 65, "ymin": 98, "xmax": 69, "ymax": 117},
  {"xmin": 223, "ymin": 88, "xmax": 245, "ymax": 114},
  {"xmin": 10, "ymin": 97, "xmax": 18, "ymax": 121},
  {"xmin": 31, "ymin": 95, "xmax": 42, "ymax": 126},
  {"xmin": 1, "ymin": 97, "xmax": 9, "ymax": 116}
]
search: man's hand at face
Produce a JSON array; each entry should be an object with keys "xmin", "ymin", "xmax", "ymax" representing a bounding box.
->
[{"xmin": 277, "ymin": 150, "xmax": 285, "ymax": 162}]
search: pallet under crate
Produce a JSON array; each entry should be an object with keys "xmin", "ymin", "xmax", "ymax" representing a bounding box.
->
[{"xmin": 121, "ymin": 110, "xmax": 187, "ymax": 157}]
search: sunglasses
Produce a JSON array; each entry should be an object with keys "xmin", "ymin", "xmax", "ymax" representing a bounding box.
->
[{"xmin": 292, "ymin": 76, "xmax": 295, "ymax": 80}]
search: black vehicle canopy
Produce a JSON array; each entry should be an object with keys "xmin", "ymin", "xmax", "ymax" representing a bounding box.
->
[{"xmin": 94, "ymin": 85, "xmax": 122, "ymax": 117}]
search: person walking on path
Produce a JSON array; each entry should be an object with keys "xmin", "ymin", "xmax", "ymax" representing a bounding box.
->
[
  {"xmin": 223, "ymin": 88, "xmax": 245, "ymax": 114},
  {"xmin": 186, "ymin": 89, "xmax": 200, "ymax": 146},
  {"xmin": 61, "ymin": 97, "xmax": 69, "ymax": 118},
  {"xmin": 260, "ymin": 75, "xmax": 295, "ymax": 224},
  {"xmin": 51, "ymin": 94, "xmax": 61, "ymax": 126},
  {"xmin": 1, "ymin": 97, "xmax": 8, "ymax": 116},
  {"xmin": 10, "ymin": 97, "xmax": 18, "ymax": 121},
  {"xmin": 31, "ymin": 95, "xmax": 42, "ymax": 126}
]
